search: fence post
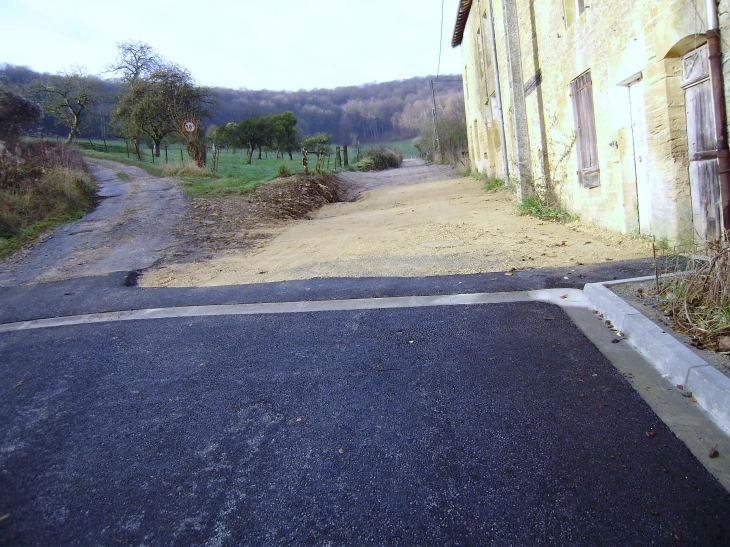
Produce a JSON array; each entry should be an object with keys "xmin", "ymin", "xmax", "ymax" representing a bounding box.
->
[
  {"xmin": 302, "ymin": 148, "xmax": 309, "ymax": 174},
  {"xmin": 165, "ymin": 145, "xmax": 168, "ymax": 164},
  {"xmin": 335, "ymin": 146, "xmax": 342, "ymax": 169},
  {"xmin": 343, "ymin": 144, "xmax": 349, "ymax": 167}
]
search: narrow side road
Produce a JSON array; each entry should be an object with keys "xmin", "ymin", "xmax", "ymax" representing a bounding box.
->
[{"xmin": 0, "ymin": 158, "xmax": 186, "ymax": 286}]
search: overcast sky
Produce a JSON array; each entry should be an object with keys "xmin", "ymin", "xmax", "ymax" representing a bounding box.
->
[{"xmin": 0, "ymin": 0, "xmax": 464, "ymax": 91}]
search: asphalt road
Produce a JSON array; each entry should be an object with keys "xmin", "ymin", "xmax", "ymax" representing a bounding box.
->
[{"xmin": 2, "ymin": 268, "xmax": 730, "ymax": 546}]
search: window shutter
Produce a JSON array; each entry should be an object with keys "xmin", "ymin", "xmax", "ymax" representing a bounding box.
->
[{"xmin": 570, "ymin": 71, "xmax": 600, "ymax": 188}]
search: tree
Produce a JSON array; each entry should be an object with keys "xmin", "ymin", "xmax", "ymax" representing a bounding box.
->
[
  {"xmin": 108, "ymin": 42, "xmax": 160, "ymax": 84},
  {"xmin": 116, "ymin": 65, "xmax": 183, "ymax": 157},
  {"xmin": 232, "ymin": 118, "xmax": 266, "ymax": 165},
  {"xmin": 301, "ymin": 133, "xmax": 331, "ymax": 155},
  {"xmin": 0, "ymin": 86, "xmax": 42, "ymax": 140},
  {"xmin": 33, "ymin": 69, "xmax": 99, "ymax": 144},
  {"xmin": 164, "ymin": 67, "xmax": 216, "ymax": 167},
  {"xmin": 270, "ymin": 111, "xmax": 298, "ymax": 160},
  {"xmin": 109, "ymin": 42, "xmax": 162, "ymax": 157},
  {"xmin": 110, "ymin": 43, "xmax": 216, "ymax": 166}
]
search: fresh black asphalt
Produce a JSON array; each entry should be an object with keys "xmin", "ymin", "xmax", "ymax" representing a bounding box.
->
[
  {"xmin": 2, "ymin": 265, "xmax": 730, "ymax": 545},
  {"xmin": 0, "ymin": 259, "xmax": 655, "ymax": 324}
]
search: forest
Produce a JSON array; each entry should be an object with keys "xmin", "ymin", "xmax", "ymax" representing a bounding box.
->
[{"xmin": 0, "ymin": 61, "xmax": 464, "ymax": 147}]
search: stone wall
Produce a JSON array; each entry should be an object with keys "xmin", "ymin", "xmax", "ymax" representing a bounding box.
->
[{"xmin": 458, "ymin": 0, "xmax": 730, "ymax": 243}]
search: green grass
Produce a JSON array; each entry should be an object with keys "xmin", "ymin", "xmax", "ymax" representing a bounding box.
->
[
  {"xmin": 483, "ymin": 178, "xmax": 506, "ymax": 192},
  {"xmin": 77, "ymin": 138, "xmax": 416, "ymax": 197},
  {"xmin": 461, "ymin": 167, "xmax": 506, "ymax": 192},
  {"xmin": 517, "ymin": 194, "xmax": 577, "ymax": 223},
  {"xmin": 361, "ymin": 139, "xmax": 419, "ymax": 158},
  {"xmin": 0, "ymin": 211, "xmax": 86, "ymax": 259},
  {"xmin": 78, "ymin": 139, "xmax": 312, "ymax": 197}
]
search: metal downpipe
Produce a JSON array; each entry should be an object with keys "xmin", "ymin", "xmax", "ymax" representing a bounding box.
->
[{"xmin": 706, "ymin": 0, "xmax": 730, "ymax": 234}]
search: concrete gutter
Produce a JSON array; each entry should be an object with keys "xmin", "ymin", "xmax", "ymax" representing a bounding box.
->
[{"xmin": 584, "ymin": 276, "xmax": 730, "ymax": 437}]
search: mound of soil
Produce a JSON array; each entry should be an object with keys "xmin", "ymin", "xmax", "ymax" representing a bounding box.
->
[{"xmin": 173, "ymin": 173, "xmax": 343, "ymax": 259}]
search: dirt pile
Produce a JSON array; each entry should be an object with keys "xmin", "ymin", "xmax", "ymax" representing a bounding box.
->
[{"xmin": 174, "ymin": 173, "xmax": 342, "ymax": 257}]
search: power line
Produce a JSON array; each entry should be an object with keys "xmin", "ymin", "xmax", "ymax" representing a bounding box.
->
[{"xmin": 436, "ymin": 0, "xmax": 445, "ymax": 79}]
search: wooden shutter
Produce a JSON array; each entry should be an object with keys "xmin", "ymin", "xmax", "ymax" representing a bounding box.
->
[{"xmin": 570, "ymin": 71, "xmax": 600, "ymax": 188}]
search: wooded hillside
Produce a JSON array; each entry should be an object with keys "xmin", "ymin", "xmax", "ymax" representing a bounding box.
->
[{"xmin": 0, "ymin": 63, "xmax": 463, "ymax": 144}]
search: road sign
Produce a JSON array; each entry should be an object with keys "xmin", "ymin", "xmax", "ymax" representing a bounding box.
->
[{"xmin": 183, "ymin": 120, "xmax": 198, "ymax": 134}]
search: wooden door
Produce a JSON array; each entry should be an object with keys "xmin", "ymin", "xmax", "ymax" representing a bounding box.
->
[
  {"xmin": 628, "ymin": 78, "xmax": 650, "ymax": 233},
  {"xmin": 683, "ymin": 45, "xmax": 721, "ymax": 243}
]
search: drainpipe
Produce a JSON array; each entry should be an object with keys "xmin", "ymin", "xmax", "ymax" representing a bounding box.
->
[
  {"xmin": 706, "ymin": 0, "xmax": 730, "ymax": 234},
  {"xmin": 502, "ymin": 0, "xmax": 533, "ymax": 198},
  {"xmin": 482, "ymin": 0, "xmax": 509, "ymax": 181}
]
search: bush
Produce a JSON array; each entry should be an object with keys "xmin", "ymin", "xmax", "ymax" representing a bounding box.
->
[
  {"xmin": 277, "ymin": 164, "xmax": 291, "ymax": 177},
  {"xmin": 0, "ymin": 87, "xmax": 42, "ymax": 140},
  {"xmin": 358, "ymin": 147, "xmax": 403, "ymax": 171}
]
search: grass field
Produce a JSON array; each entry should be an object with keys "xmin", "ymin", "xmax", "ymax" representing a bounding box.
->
[{"xmin": 77, "ymin": 138, "xmax": 418, "ymax": 197}]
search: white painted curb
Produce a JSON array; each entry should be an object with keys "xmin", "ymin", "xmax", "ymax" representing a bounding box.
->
[{"xmin": 584, "ymin": 279, "xmax": 730, "ymax": 436}]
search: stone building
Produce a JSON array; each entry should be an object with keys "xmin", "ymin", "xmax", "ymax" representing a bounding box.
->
[{"xmin": 452, "ymin": 0, "xmax": 730, "ymax": 244}]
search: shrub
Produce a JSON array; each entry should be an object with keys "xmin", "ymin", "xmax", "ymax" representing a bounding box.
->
[
  {"xmin": 277, "ymin": 164, "xmax": 291, "ymax": 177},
  {"xmin": 359, "ymin": 147, "xmax": 403, "ymax": 171},
  {"xmin": 0, "ymin": 87, "xmax": 42, "ymax": 140}
]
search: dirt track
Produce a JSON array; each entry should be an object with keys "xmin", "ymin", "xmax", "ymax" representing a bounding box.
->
[
  {"xmin": 0, "ymin": 158, "xmax": 653, "ymax": 288},
  {"xmin": 0, "ymin": 158, "xmax": 186, "ymax": 287},
  {"xmin": 141, "ymin": 159, "xmax": 653, "ymax": 287}
]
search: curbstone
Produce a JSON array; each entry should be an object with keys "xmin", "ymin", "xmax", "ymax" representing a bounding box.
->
[
  {"xmin": 621, "ymin": 312, "xmax": 707, "ymax": 386},
  {"xmin": 584, "ymin": 281, "xmax": 730, "ymax": 437},
  {"xmin": 687, "ymin": 366, "xmax": 730, "ymax": 436}
]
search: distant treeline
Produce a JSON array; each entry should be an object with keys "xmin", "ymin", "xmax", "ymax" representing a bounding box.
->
[{"xmin": 0, "ymin": 63, "xmax": 463, "ymax": 145}]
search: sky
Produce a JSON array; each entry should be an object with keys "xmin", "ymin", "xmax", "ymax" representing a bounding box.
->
[{"xmin": 0, "ymin": 0, "xmax": 464, "ymax": 91}]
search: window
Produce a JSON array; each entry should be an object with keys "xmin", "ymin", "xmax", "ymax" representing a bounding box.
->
[
  {"xmin": 563, "ymin": 0, "xmax": 586, "ymax": 27},
  {"xmin": 570, "ymin": 71, "xmax": 600, "ymax": 188}
]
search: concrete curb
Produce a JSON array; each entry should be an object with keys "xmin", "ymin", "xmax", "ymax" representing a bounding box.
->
[{"xmin": 584, "ymin": 277, "xmax": 730, "ymax": 436}]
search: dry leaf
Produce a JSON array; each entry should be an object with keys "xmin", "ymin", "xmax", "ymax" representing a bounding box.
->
[{"xmin": 543, "ymin": 315, "xmax": 556, "ymax": 320}]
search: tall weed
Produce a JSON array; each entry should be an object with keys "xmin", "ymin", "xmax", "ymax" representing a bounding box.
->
[{"xmin": 0, "ymin": 141, "xmax": 95, "ymax": 256}]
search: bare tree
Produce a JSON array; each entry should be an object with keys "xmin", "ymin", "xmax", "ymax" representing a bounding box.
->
[
  {"xmin": 33, "ymin": 69, "xmax": 99, "ymax": 144},
  {"xmin": 107, "ymin": 42, "xmax": 160, "ymax": 84}
]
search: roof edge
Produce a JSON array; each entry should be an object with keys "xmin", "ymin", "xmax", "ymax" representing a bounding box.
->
[{"xmin": 451, "ymin": 0, "xmax": 473, "ymax": 48}]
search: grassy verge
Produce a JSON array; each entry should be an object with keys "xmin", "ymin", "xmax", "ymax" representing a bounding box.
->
[
  {"xmin": 517, "ymin": 194, "xmax": 577, "ymax": 223},
  {"xmin": 1, "ymin": 142, "xmax": 96, "ymax": 258},
  {"xmin": 460, "ymin": 167, "xmax": 507, "ymax": 192},
  {"xmin": 0, "ymin": 211, "xmax": 87, "ymax": 259}
]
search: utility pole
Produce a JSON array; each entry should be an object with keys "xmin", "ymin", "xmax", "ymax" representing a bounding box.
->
[{"xmin": 430, "ymin": 79, "xmax": 442, "ymax": 158}]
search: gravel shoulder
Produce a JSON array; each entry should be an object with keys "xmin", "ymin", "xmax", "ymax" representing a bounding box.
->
[{"xmin": 140, "ymin": 159, "xmax": 653, "ymax": 288}]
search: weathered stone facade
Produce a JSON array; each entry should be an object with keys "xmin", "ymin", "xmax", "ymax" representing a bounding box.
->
[{"xmin": 454, "ymin": 0, "xmax": 730, "ymax": 243}]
